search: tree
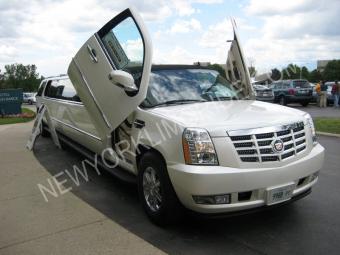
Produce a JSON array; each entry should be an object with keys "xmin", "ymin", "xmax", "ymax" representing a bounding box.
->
[
  {"xmin": 282, "ymin": 64, "xmax": 300, "ymax": 79},
  {"xmin": 323, "ymin": 60, "xmax": 340, "ymax": 81},
  {"xmin": 208, "ymin": 64, "xmax": 226, "ymax": 78},
  {"xmin": 271, "ymin": 68, "xmax": 282, "ymax": 81},
  {"xmin": 0, "ymin": 69, "xmax": 5, "ymax": 89},
  {"xmin": 301, "ymin": 66, "xmax": 310, "ymax": 80},
  {"xmin": 248, "ymin": 66, "xmax": 256, "ymax": 77},
  {"xmin": 2, "ymin": 63, "xmax": 42, "ymax": 91},
  {"xmin": 309, "ymin": 69, "xmax": 323, "ymax": 83}
]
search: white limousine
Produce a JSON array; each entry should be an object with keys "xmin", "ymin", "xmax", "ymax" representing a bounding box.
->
[{"xmin": 36, "ymin": 7, "xmax": 324, "ymax": 225}]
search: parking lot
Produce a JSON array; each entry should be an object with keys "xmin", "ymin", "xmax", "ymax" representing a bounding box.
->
[{"xmin": 0, "ymin": 105, "xmax": 340, "ymax": 255}]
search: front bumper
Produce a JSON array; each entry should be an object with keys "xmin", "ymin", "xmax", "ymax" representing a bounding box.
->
[
  {"xmin": 167, "ymin": 143, "xmax": 324, "ymax": 214},
  {"xmin": 287, "ymin": 95, "xmax": 313, "ymax": 102}
]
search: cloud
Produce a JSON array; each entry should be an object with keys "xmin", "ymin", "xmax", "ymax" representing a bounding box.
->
[
  {"xmin": 0, "ymin": 0, "xmax": 224, "ymax": 75},
  {"xmin": 245, "ymin": 0, "xmax": 340, "ymax": 39},
  {"xmin": 1, "ymin": 0, "xmax": 339, "ymax": 77},
  {"xmin": 239, "ymin": 0, "xmax": 340, "ymax": 73},
  {"xmin": 169, "ymin": 18, "xmax": 201, "ymax": 33},
  {"xmin": 122, "ymin": 38, "xmax": 144, "ymax": 62},
  {"xmin": 199, "ymin": 18, "xmax": 233, "ymax": 48},
  {"xmin": 0, "ymin": 45, "xmax": 17, "ymax": 62},
  {"xmin": 244, "ymin": 36, "xmax": 340, "ymax": 72},
  {"xmin": 245, "ymin": 0, "xmax": 319, "ymax": 16},
  {"xmin": 199, "ymin": 17, "xmax": 254, "ymax": 48},
  {"xmin": 154, "ymin": 46, "xmax": 215, "ymax": 64}
]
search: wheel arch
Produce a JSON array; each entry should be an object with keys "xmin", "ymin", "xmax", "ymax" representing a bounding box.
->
[{"xmin": 136, "ymin": 144, "xmax": 167, "ymax": 172}]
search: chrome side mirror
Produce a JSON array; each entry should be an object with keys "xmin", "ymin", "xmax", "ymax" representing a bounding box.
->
[{"xmin": 108, "ymin": 70, "xmax": 138, "ymax": 92}]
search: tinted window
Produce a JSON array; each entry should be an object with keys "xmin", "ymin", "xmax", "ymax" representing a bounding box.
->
[
  {"xmin": 293, "ymin": 80, "xmax": 310, "ymax": 88},
  {"xmin": 58, "ymin": 79, "xmax": 81, "ymax": 102},
  {"xmin": 37, "ymin": 82, "xmax": 46, "ymax": 96},
  {"xmin": 45, "ymin": 79, "xmax": 81, "ymax": 102},
  {"xmin": 45, "ymin": 80, "xmax": 58, "ymax": 98},
  {"xmin": 274, "ymin": 82, "xmax": 282, "ymax": 89}
]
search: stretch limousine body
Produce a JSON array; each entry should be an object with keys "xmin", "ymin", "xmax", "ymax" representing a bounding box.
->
[{"xmin": 35, "ymin": 7, "xmax": 324, "ymax": 225}]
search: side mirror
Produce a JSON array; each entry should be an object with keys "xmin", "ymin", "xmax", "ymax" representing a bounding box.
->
[{"xmin": 108, "ymin": 70, "xmax": 138, "ymax": 92}]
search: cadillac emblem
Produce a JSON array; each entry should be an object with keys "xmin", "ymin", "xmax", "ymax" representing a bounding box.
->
[{"xmin": 272, "ymin": 139, "xmax": 284, "ymax": 153}]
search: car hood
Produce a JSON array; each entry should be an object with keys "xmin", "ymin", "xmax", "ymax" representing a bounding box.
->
[{"xmin": 147, "ymin": 100, "xmax": 307, "ymax": 137}]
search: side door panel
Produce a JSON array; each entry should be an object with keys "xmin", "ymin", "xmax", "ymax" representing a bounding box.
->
[
  {"xmin": 225, "ymin": 18, "xmax": 254, "ymax": 98},
  {"xmin": 68, "ymin": 8, "xmax": 152, "ymax": 140}
]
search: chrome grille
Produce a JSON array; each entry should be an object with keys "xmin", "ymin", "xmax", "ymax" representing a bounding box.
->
[{"xmin": 229, "ymin": 122, "xmax": 307, "ymax": 163}]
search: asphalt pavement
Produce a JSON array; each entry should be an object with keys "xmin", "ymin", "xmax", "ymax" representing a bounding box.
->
[
  {"xmin": 287, "ymin": 103, "xmax": 340, "ymax": 118},
  {"xmin": 0, "ymin": 118, "xmax": 339, "ymax": 255}
]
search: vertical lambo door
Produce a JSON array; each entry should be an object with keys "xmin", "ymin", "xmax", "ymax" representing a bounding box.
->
[
  {"xmin": 68, "ymin": 7, "xmax": 152, "ymax": 143},
  {"xmin": 225, "ymin": 18, "xmax": 255, "ymax": 98}
]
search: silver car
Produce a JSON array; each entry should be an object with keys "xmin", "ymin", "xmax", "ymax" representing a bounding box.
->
[{"xmin": 253, "ymin": 84, "xmax": 274, "ymax": 102}]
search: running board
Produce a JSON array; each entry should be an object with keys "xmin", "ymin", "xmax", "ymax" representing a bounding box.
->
[{"xmin": 57, "ymin": 133, "xmax": 137, "ymax": 184}]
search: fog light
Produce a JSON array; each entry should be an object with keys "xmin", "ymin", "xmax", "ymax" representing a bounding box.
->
[
  {"xmin": 311, "ymin": 171, "xmax": 319, "ymax": 181},
  {"xmin": 193, "ymin": 194, "xmax": 231, "ymax": 204}
]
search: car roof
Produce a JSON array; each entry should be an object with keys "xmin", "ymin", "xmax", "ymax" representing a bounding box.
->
[
  {"xmin": 151, "ymin": 64, "xmax": 213, "ymax": 71},
  {"xmin": 42, "ymin": 65, "xmax": 215, "ymax": 82},
  {"xmin": 42, "ymin": 74, "xmax": 68, "ymax": 82}
]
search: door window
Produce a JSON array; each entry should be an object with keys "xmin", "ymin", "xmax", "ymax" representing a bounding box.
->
[{"xmin": 99, "ymin": 17, "xmax": 144, "ymax": 88}]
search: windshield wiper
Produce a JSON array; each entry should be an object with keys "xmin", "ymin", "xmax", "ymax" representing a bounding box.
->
[
  {"xmin": 151, "ymin": 99, "xmax": 207, "ymax": 108},
  {"xmin": 209, "ymin": 96, "xmax": 239, "ymax": 101}
]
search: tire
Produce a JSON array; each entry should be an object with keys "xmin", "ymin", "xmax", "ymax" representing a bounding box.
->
[
  {"xmin": 300, "ymin": 101, "xmax": 309, "ymax": 107},
  {"xmin": 138, "ymin": 151, "xmax": 182, "ymax": 226},
  {"xmin": 279, "ymin": 96, "xmax": 287, "ymax": 106}
]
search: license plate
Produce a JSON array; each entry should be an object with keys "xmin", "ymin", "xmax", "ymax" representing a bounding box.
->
[{"xmin": 266, "ymin": 183, "xmax": 295, "ymax": 205}]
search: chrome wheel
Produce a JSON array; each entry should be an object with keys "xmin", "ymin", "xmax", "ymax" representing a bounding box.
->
[{"xmin": 143, "ymin": 166, "xmax": 162, "ymax": 212}]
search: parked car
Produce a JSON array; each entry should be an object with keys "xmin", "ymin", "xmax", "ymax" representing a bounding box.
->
[
  {"xmin": 253, "ymin": 84, "xmax": 274, "ymax": 102},
  {"xmin": 36, "ymin": 8, "xmax": 324, "ymax": 225},
  {"xmin": 270, "ymin": 80, "xmax": 313, "ymax": 106},
  {"xmin": 23, "ymin": 92, "xmax": 36, "ymax": 104},
  {"xmin": 325, "ymin": 82, "xmax": 335, "ymax": 105},
  {"xmin": 309, "ymin": 83, "xmax": 318, "ymax": 103}
]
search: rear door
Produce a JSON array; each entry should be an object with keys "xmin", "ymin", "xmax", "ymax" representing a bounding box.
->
[
  {"xmin": 225, "ymin": 18, "xmax": 255, "ymax": 98},
  {"xmin": 68, "ymin": 7, "xmax": 152, "ymax": 137}
]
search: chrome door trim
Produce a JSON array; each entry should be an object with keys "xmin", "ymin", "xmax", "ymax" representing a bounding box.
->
[
  {"xmin": 51, "ymin": 117, "xmax": 102, "ymax": 142},
  {"xmin": 44, "ymin": 96, "xmax": 84, "ymax": 106},
  {"xmin": 72, "ymin": 57, "xmax": 112, "ymax": 129}
]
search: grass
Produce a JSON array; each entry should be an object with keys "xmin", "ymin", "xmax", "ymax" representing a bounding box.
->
[
  {"xmin": 314, "ymin": 117, "xmax": 340, "ymax": 135},
  {"xmin": 0, "ymin": 107, "xmax": 36, "ymax": 125}
]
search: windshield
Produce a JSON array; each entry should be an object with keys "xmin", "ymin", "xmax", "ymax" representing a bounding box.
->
[{"xmin": 142, "ymin": 69, "xmax": 243, "ymax": 107}]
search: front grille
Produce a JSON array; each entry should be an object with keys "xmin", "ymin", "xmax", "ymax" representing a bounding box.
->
[{"xmin": 230, "ymin": 122, "xmax": 307, "ymax": 163}]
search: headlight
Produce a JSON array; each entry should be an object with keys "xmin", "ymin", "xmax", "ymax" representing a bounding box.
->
[
  {"xmin": 304, "ymin": 113, "xmax": 317, "ymax": 144},
  {"xmin": 182, "ymin": 128, "xmax": 218, "ymax": 165}
]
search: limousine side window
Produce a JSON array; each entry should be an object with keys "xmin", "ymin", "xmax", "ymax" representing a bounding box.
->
[
  {"xmin": 45, "ymin": 79, "xmax": 81, "ymax": 102},
  {"xmin": 57, "ymin": 79, "xmax": 81, "ymax": 102},
  {"xmin": 37, "ymin": 81, "xmax": 46, "ymax": 96}
]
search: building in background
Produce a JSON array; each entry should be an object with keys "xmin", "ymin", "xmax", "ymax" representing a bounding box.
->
[{"xmin": 317, "ymin": 60, "xmax": 331, "ymax": 72}]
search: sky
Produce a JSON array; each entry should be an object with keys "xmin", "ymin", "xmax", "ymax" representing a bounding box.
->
[{"xmin": 0, "ymin": 0, "xmax": 340, "ymax": 77}]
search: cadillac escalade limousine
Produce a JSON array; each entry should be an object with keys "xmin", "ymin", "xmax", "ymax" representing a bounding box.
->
[{"xmin": 35, "ymin": 7, "xmax": 325, "ymax": 225}]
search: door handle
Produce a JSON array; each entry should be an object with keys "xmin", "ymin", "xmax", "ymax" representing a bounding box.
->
[{"xmin": 87, "ymin": 45, "xmax": 98, "ymax": 63}]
